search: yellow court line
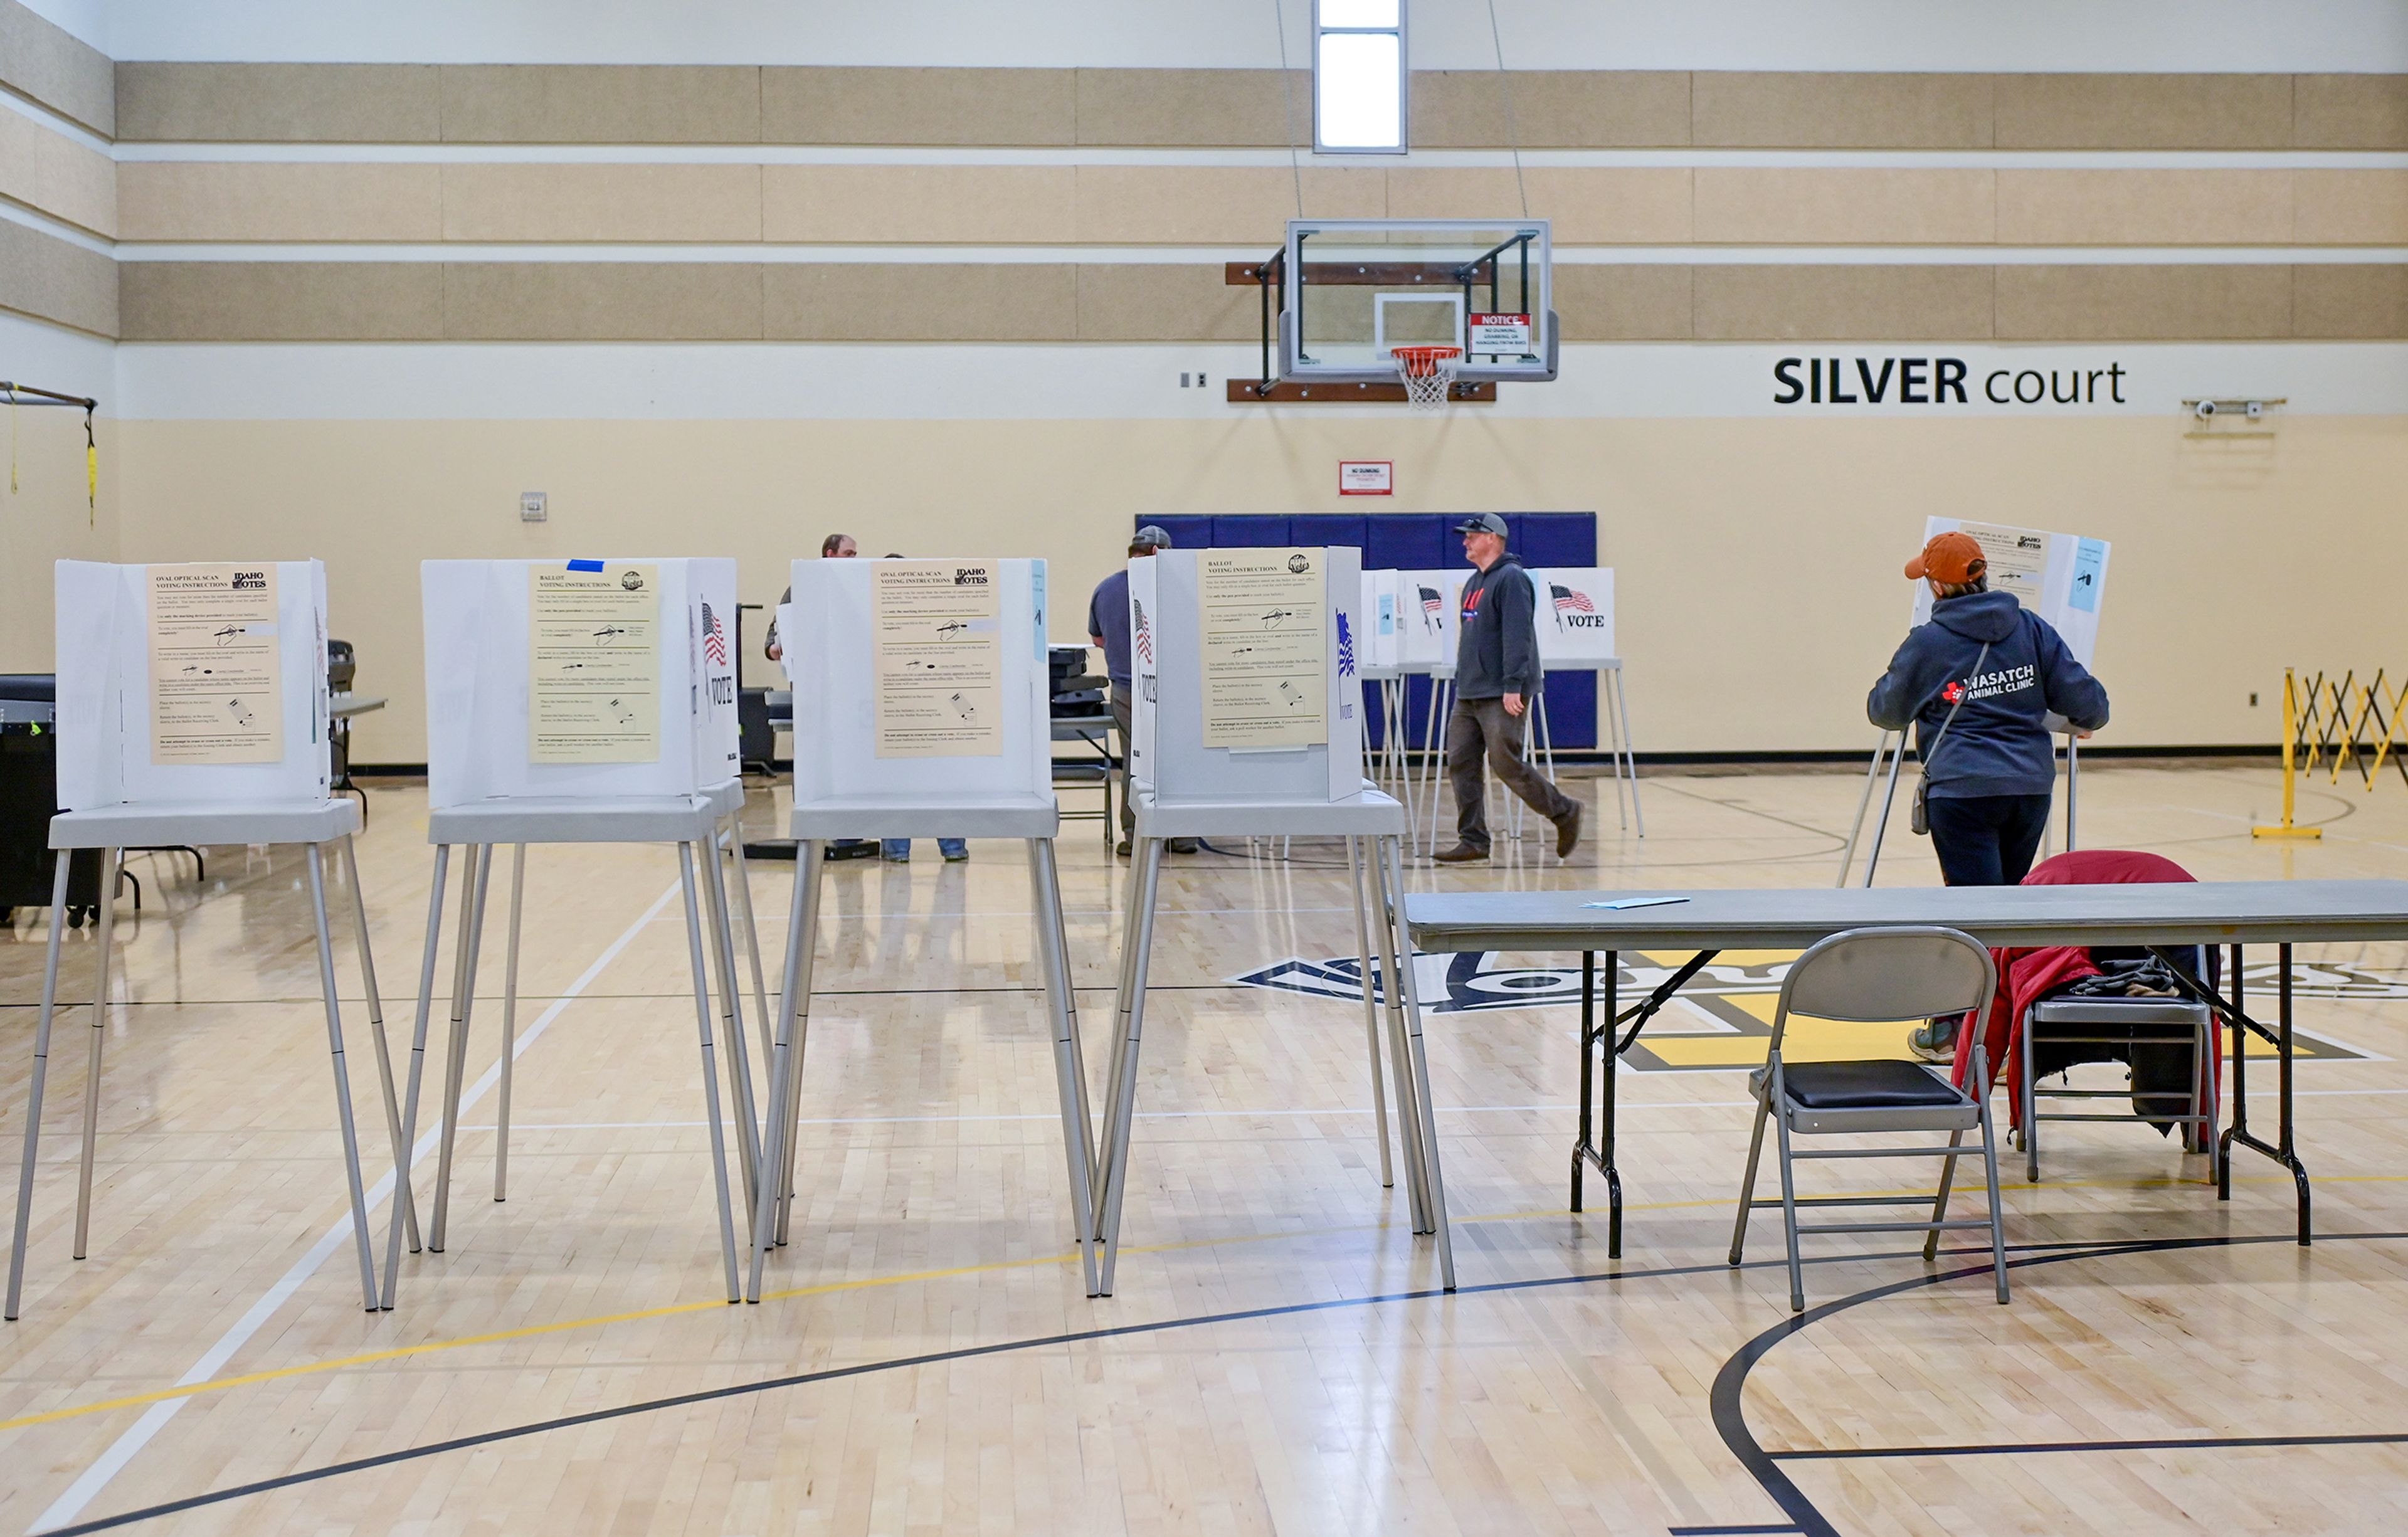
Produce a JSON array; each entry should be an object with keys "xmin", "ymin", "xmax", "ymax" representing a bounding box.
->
[{"xmin": 2, "ymin": 1170, "xmax": 2396, "ymax": 1437}]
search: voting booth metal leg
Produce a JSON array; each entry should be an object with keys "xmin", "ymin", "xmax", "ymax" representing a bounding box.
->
[
  {"xmin": 495, "ymin": 844, "xmax": 525, "ymax": 1203},
  {"xmin": 428, "ymin": 845, "xmax": 494, "ymax": 1252},
  {"xmin": 726, "ymin": 823, "xmax": 774, "ymax": 1063},
  {"xmin": 2065, "ymin": 734, "xmax": 2081, "ymax": 852},
  {"xmin": 1365, "ymin": 834, "xmax": 1432, "ymax": 1231},
  {"xmin": 1605, "ymin": 662, "xmax": 1645, "ymax": 837},
  {"xmin": 1343, "ymin": 837, "xmax": 1395, "ymax": 1190},
  {"xmin": 382, "ymin": 843, "xmax": 453, "ymax": 1306},
  {"xmin": 70, "ymin": 848, "xmax": 120, "ymax": 1260},
  {"xmin": 1861, "ymin": 737, "xmax": 1910, "ymax": 888},
  {"xmin": 1377, "ymin": 834, "xmax": 1455, "ymax": 1291},
  {"xmin": 6, "ymin": 856, "xmax": 78, "ymax": 1319},
  {"xmin": 1028, "ymin": 838, "xmax": 1101, "ymax": 1296},
  {"xmin": 773, "ymin": 841, "xmax": 823, "ymax": 1250},
  {"xmin": 699, "ymin": 837, "xmax": 764, "ymax": 1220},
  {"xmin": 341, "ymin": 835, "xmax": 417, "ymax": 1251},
  {"xmin": 305, "ymin": 843, "xmax": 383, "ymax": 1311},
  {"xmin": 1094, "ymin": 837, "xmax": 1166, "ymax": 1297},
  {"xmin": 674, "ymin": 843, "xmax": 744, "ymax": 1303},
  {"xmin": 1837, "ymin": 732, "xmax": 1900, "ymax": 887},
  {"xmin": 748, "ymin": 840, "xmax": 822, "ymax": 1298}
]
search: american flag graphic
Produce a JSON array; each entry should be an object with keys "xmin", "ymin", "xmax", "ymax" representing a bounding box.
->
[
  {"xmin": 1418, "ymin": 585, "xmax": 1443, "ymax": 615},
  {"xmin": 1335, "ymin": 612, "xmax": 1356, "ymax": 679},
  {"xmin": 701, "ymin": 601, "xmax": 728, "ymax": 665},
  {"xmin": 1133, "ymin": 598, "xmax": 1153, "ymax": 664},
  {"xmin": 1550, "ymin": 584, "xmax": 1594, "ymax": 614}
]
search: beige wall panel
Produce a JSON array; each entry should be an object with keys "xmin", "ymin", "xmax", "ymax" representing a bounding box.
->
[
  {"xmin": 762, "ymin": 165, "xmax": 1075, "ymax": 245},
  {"xmin": 764, "ymin": 263, "xmax": 1073, "ymax": 341},
  {"xmin": 761, "ymin": 66, "xmax": 1075, "ymax": 145},
  {"xmin": 1993, "ymin": 73, "xmax": 2294, "ymax": 149},
  {"xmin": 2294, "ymin": 265, "xmax": 2408, "ymax": 338},
  {"xmin": 0, "ymin": 108, "xmax": 41, "ymax": 215},
  {"xmin": 1074, "ymin": 166, "xmax": 1383, "ymax": 244},
  {"xmin": 1694, "ymin": 264, "xmax": 1992, "ymax": 341},
  {"xmin": 443, "ymin": 263, "xmax": 763, "ymax": 340},
  {"xmin": 1074, "ymin": 264, "xmax": 1255, "ymax": 342},
  {"xmin": 1386, "ymin": 167, "xmax": 1691, "ymax": 244},
  {"xmin": 1412, "ymin": 70, "xmax": 1690, "ymax": 147},
  {"xmin": 119, "ymin": 262, "xmax": 434, "ymax": 341},
  {"xmin": 2293, "ymin": 169, "xmax": 2408, "ymax": 245},
  {"xmin": 1693, "ymin": 167, "xmax": 1993, "ymax": 245},
  {"xmin": 115, "ymin": 413, "xmax": 2408, "ymax": 763},
  {"xmin": 1075, "ymin": 68, "xmax": 1307, "ymax": 147},
  {"xmin": 440, "ymin": 164, "xmax": 762, "ymax": 243},
  {"xmin": 115, "ymin": 62, "xmax": 439, "ymax": 143},
  {"xmin": 1692, "ymin": 71, "xmax": 1991, "ymax": 149},
  {"xmin": 0, "ymin": 0, "xmax": 113, "ymax": 135},
  {"xmin": 0, "ymin": 219, "xmax": 113, "ymax": 334},
  {"xmin": 437, "ymin": 65, "xmax": 761, "ymax": 144},
  {"xmin": 1554, "ymin": 265, "xmax": 1693, "ymax": 340},
  {"xmin": 35, "ymin": 127, "xmax": 114, "ymax": 238},
  {"xmin": 2294, "ymin": 74, "xmax": 2408, "ymax": 150},
  {"xmin": 1996, "ymin": 169, "xmax": 2294, "ymax": 246},
  {"xmin": 1994, "ymin": 264, "xmax": 2293, "ymax": 340},
  {"xmin": 118, "ymin": 162, "xmax": 441, "ymax": 243}
]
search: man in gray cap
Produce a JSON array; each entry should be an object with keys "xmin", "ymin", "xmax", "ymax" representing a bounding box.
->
[
  {"xmin": 1435, "ymin": 513, "xmax": 1581, "ymax": 862},
  {"xmin": 1088, "ymin": 525, "xmax": 1196, "ymax": 856}
]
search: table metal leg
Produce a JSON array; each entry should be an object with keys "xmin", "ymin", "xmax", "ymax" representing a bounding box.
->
[
  {"xmin": 700, "ymin": 833, "xmax": 764, "ymax": 1220},
  {"xmin": 2221, "ymin": 944, "xmax": 2244, "ymax": 1202},
  {"xmin": 495, "ymin": 844, "xmax": 525, "ymax": 1203},
  {"xmin": 1600, "ymin": 951, "xmax": 1622, "ymax": 1254},
  {"xmin": 747, "ymin": 839, "xmax": 821, "ymax": 1301},
  {"xmin": 428, "ymin": 845, "xmax": 492, "ymax": 1252},
  {"xmin": 71, "ymin": 848, "xmax": 120, "ymax": 1260},
  {"xmin": 1030, "ymin": 838, "xmax": 1101, "ymax": 1296},
  {"xmin": 1379, "ymin": 834, "xmax": 1455, "ymax": 1291},
  {"xmin": 382, "ymin": 843, "xmax": 453, "ymax": 1306},
  {"xmin": 341, "ymin": 835, "xmax": 417, "ymax": 1250},
  {"xmin": 2157, "ymin": 941, "xmax": 2308, "ymax": 1243},
  {"xmin": 6, "ymin": 855, "xmax": 75, "ymax": 1320},
  {"xmin": 1094, "ymin": 837, "xmax": 1164, "ymax": 1296},
  {"xmin": 306, "ymin": 844, "xmax": 382, "ymax": 1311},
  {"xmin": 1365, "ymin": 832, "xmax": 1430, "ymax": 1229},
  {"xmin": 677, "ymin": 842, "xmax": 742, "ymax": 1304},
  {"xmin": 1344, "ymin": 837, "xmax": 1395, "ymax": 1190},
  {"xmin": 1573, "ymin": 951, "xmax": 1593, "ymax": 1213}
]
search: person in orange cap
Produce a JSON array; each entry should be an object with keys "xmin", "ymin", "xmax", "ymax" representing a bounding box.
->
[{"xmin": 1869, "ymin": 530, "xmax": 2111, "ymax": 1059}]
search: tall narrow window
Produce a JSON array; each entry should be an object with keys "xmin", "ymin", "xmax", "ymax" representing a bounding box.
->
[{"xmin": 1314, "ymin": 0, "xmax": 1407, "ymax": 154}]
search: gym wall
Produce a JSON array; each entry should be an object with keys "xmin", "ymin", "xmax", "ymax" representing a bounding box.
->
[{"xmin": 3, "ymin": 0, "xmax": 2404, "ymax": 764}]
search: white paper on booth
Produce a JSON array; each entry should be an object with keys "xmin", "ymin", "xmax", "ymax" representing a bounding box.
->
[
  {"xmin": 871, "ymin": 560, "xmax": 1005, "ymax": 758},
  {"xmin": 1198, "ymin": 548, "xmax": 1328, "ymax": 750},
  {"xmin": 528, "ymin": 562, "xmax": 663, "ymax": 763},
  {"xmin": 147, "ymin": 562, "xmax": 284, "ymax": 765},
  {"xmin": 1956, "ymin": 522, "xmax": 2052, "ymax": 608}
]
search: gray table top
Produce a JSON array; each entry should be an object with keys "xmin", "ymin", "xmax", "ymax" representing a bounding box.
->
[
  {"xmin": 1404, "ymin": 880, "xmax": 2408, "ymax": 953},
  {"xmin": 329, "ymin": 692, "xmax": 386, "ymax": 719}
]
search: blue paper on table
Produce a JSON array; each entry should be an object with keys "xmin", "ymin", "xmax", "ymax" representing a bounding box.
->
[{"xmin": 1582, "ymin": 896, "xmax": 1690, "ymax": 911}]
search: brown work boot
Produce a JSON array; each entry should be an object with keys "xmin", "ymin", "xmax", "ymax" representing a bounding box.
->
[
  {"xmin": 1432, "ymin": 843, "xmax": 1489, "ymax": 864},
  {"xmin": 1553, "ymin": 802, "xmax": 1583, "ymax": 859}
]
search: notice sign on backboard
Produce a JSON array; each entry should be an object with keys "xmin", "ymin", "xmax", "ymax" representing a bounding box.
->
[
  {"xmin": 1339, "ymin": 460, "xmax": 1393, "ymax": 496},
  {"xmin": 1469, "ymin": 313, "xmax": 1533, "ymax": 354}
]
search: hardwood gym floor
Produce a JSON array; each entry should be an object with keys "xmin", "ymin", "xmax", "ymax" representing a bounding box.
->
[{"xmin": 3, "ymin": 761, "xmax": 2405, "ymax": 1535}]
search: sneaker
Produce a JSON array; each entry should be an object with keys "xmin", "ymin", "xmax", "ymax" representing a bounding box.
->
[
  {"xmin": 1552, "ymin": 803, "xmax": 1583, "ymax": 860},
  {"xmin": 882, "ymin": 852, "xmax": 910, "ymax": 864},
  {"xmin": 1116, "ymin": 839, "xmax": 1133, "ymax": 857},
  {"xmin": 1908, "ymin": 1017, "xmax": 1960, "ymax": 1062},
  {"xmin": 1167, "ymin": 838, "xmax": 1200, "ymax": 854},
  {"xmin": 1432, "ymin": 843, "xmax": 1489, "ymax": 864},
  {"xmin": 943, "ymin": 847, "xmax": 969, "ymax": 863}
]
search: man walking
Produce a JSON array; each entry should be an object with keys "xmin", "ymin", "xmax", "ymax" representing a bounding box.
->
[
  {"xmin": 1433, "ymin": 514, "xmax": 1581, "ymax": 862},
  {"xmin": 1088, "ymin": 526, "xmax": 1196, "ymax": 858}
]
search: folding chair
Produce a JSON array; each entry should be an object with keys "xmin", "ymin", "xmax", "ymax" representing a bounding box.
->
[
  {"xmin": 1729, "ymin": 926, "xmax": 2008, "ymax": 1311},
  {"xmin": 2020, "ymin": 946, "xmax": 2218, "ymax": 1183}
]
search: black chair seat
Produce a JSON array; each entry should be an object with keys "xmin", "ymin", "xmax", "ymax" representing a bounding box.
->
[{"xmin": 1781, "ymin": 1059, "xmax": 1963, "ymax": 1110}]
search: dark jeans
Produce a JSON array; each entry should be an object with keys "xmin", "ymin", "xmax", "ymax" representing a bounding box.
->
[
  {"xmin": 1109, "ymin": 687, "xmax": 1136, "ymax": 835},
  {"xmin": 1447, "ymin": 694, "xmax": 1573, "ymax": 850},
  {"xmin": 1926, "ymin": 792, "xmax": 2051, "ymax": 887}
]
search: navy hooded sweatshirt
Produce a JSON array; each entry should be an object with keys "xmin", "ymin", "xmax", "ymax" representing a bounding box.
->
[{"xmin": 1866, "ymin": 589, "xmax": 2110, "ymax": 800}]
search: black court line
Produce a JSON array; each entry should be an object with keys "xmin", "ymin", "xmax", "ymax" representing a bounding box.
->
[
  {"xmin": 1709, "ymin": 1230, "xmax": 2408, "ymax": 1537},
  {"xmin": 1772, "ymin": 1430, "xmax": 2408, "ymax": 1461},
  {"xmin": 1668, "ymin": 1526, "xmax": 1805, "ymax": 1535},
  {"xmin": 36, "ymin": 1232, "xmax": 2397, "ymax": 1534}
]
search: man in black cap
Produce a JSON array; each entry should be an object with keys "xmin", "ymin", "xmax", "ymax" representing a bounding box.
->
[
  {"xmin": 1088, "ymin": 525, "xmax": 1196, "ymax": 857},
  {"xmin": 1434, "ymin": 513, "xmax": 1581, "ymax": 862}
]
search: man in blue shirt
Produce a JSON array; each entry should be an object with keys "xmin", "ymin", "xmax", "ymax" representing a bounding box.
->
[{"xmin": 1088, "ymin": 526, "xmax": 1196, "ymax": 857}]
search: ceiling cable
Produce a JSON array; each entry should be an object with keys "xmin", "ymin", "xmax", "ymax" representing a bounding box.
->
[
  {"xmin": 1486, "ymin": 0, "xmax": 1529, "ymax": 217},
  {"xmin": 1272, "ymin": 0, "xmax": 1306, "ymax": 217}
]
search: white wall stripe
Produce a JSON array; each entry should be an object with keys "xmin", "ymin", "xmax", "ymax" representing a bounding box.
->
[{"xmin": 105, "ymin": 243, "xmax": 2408, "ymax": 266}]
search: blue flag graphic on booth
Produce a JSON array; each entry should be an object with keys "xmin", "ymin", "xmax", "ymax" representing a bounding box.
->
[{"xmin": 1336, "ymin": 611, "xmax": 1356, "ymax": 678}]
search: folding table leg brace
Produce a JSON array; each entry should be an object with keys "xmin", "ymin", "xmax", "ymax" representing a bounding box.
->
[
  {"xmin": 11, "ymin": 837, "xmax": 396, "ymax": 1318},
  {"xmin": 747, "ymin": 837, "xmax": 1099, "ymax": 1301}
]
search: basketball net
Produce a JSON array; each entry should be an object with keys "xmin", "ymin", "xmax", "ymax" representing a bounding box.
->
[{"xmin": 1391, "ymin": 346, "xmax": 1463, "ymax": 412}]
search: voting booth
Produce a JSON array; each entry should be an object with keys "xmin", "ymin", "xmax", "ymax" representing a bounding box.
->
[
  {"xmin": 1841, "ymin": 520, "xmax": 2115, "ymax": 885},
  {"xmin": 750, "ymin": 556, "xmax": 1103, "ymax": 1298},
  {"xmin": 11, "ymin": 560, "xmax": 398, "ymax": 1319},
  {"xmin": 1097, "ymin": 548, "xmax": 1454, "ymax": 1295},
  {"xmin": 389, "ymin": 558, "xmax": 759, "ymax": 1310},
  {"xmin": 1531, "ymin": 567, "xmax": 1644, "ymax": 838}
]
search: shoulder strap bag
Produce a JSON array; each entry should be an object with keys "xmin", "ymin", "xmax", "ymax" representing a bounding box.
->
[{"xmin": 1911, "ymin": 641, "xmax": 1991, "ymax": 837}]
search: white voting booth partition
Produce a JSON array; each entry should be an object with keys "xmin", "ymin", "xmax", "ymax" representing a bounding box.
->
[
  {"xmin": 749, "ymin": 556, "xmax": 1102, "ymax": 1297},
  {"xmin": 1359, "ymin": 570, "xmax": 1416, "ymax": 825},
  {"xmin": 1109, "ymin": 547, "xmax": 1455, "ymax": 1292},
  {"xmin": 1396, "ymin": 568, "xmax": 1465, "ymax": 850},
  {"xmin": 1839, "ymin": 520, "xmax": 2113, "ymax": 886},
  {"xmin": 11, "ymin": 560, "xmax": 399, "ymax": 1318},
  {"xmin": 391, "ymin": 558, "xmax": 759, "ymax": 1308},
  {"xmin": 1533, "ymin": 567, "xmax": 1645, "ymax": 837}
]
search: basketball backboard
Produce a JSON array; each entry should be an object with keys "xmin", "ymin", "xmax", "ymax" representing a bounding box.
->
[{"xmin": 1279, "ymin": 219, "xmax": 1556, "ymax": 386}]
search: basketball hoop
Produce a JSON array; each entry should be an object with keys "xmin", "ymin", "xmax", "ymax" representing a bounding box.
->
[{"xmin": 1391, "ymin": 346, "xmax": 1462, "ymax": 411}]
